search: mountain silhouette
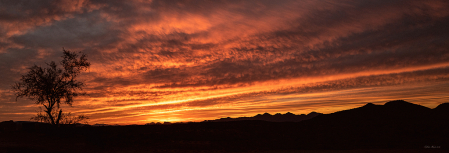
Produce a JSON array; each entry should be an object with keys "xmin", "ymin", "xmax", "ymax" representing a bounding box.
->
[
  {"xmin": 205, "ymin": 111, "xmax": 322, "ymax": 122},
  {"xmin": 384, "ymin": 100, "xmax": 432, "ymax": 112},
  {"xmin": 303, "ymin": 100, "xmax": 443, "ymax": 125},
  {"xmin": 433, "ymin": 102, "xmax": 449, "ymax": 121},
  {"xmin": 302, "ymin": 100, "xmax": 435, "ymax": 126},
  {"xmin": 296, "ymin": 100, "xmax": 448, "ymax": 149},
  {"xmin": 434, "ymin": 102, "xmax": 449, "ymax": 113},
  {"xmin": 1, "ymin": 100, "xmax": 448, "ymax": 152}
]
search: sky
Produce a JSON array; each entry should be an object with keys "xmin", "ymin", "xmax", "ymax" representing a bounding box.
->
[{"xmin": 1, "ymin": 0, "xmax": 449, "ymax": 125}]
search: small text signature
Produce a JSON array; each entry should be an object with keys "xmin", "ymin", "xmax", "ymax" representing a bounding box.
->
[{"xmin": 424, "ymin": 145, "xmax": 441, "ymax": 149}]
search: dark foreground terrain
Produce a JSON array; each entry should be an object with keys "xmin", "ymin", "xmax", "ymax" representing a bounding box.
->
[{"xmin": 1, "ymin": 100, "xmax": 448, "ymax": 153}]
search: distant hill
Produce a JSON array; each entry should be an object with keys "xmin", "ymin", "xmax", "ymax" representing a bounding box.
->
[
  {"xmin": 293, "ymin": 100, "xmax": 449, "ymax": 149},
  {"xmin": 204, "ymin": 99, "xmax": 449, "ymax": 123},
  {"xmin": 302, "ymin": 100, "xmax": 448, "ymax": 125},
  {"xmin": 204, "ymin": 111, "xmax": 322, "ymax": 122},
  {"xmin": 1, "ymin": 100, "xmax": 448, "ymax": 152}
]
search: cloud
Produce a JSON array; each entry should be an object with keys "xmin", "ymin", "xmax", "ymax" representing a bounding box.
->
[
  {"xmin": 10, "ymin": 13, "xmax": 117, "ymax": 49},
  {"xmin": 0, "ymin": 0, "xmax": 99, "ymax": 37}
]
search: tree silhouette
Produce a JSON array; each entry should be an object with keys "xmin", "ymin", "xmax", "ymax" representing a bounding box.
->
[{"xmin": 12, "ymin": 49, "xmax": 90, "ymax": 125}]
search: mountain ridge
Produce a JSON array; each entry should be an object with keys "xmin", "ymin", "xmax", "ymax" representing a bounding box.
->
[
  {"xmin": 204, "ymin": 100, "xmax": 448, "ymax": 123},
  {"xmin": 1, "ymin": 100, "xmax": 448, "ymax": 151},
  {"xmin": 204, "ymin": 111, "xmax": 322, "ymax": 122}
]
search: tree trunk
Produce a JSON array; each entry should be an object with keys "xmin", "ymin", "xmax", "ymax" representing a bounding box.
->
[
  {"xmin": 56, "ymin": 109, "xmax": 62, "ymax": 125},
  {"xmin": 46, "ymin": 109, "xmax": 56, "ymax": 125}
]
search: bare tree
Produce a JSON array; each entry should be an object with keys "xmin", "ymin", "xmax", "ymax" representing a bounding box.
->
[
  {"xmin": 12, "ymin": 49, "xmax": 90, "ymax": 125},
  {"xmin": 31, "ymin": 107, "xmax": 89, "ymax": 124}
]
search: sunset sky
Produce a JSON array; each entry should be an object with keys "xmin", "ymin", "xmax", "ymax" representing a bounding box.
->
[{"xmin": 1, "ymin": 0, "xmax": 449, "ymax": 125}]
